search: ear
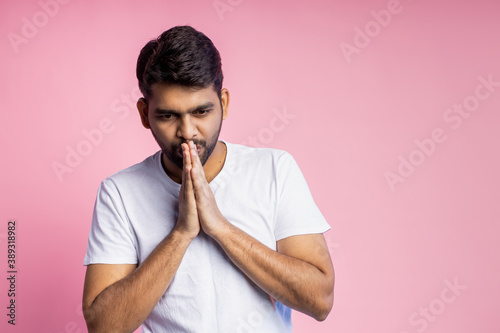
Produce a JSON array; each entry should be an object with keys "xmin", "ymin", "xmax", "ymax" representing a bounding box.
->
[
  {"xmin": 137, "ymin": 97, "xmax": 150, "ymax": 129},
  {"xmin": 220, "ymin": 88, "xmax": 229, "ymax": 120}
]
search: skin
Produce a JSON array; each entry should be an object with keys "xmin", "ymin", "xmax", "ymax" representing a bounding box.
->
[{"xmin": 82, "ymin": 83, "xmax": 335, "ymax": 333}]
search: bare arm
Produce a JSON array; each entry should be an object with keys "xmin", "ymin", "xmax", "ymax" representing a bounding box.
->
[
  {"xmin": 82, "ymin": 231, "xmax": 193, "ymax": 332},
  {"xmin": 186, "ymin": 141, "xmax": 335, "ymax": 321},
  {"xmin": 82, "ymin": 143, "xmax": 200, "ymax": 333},
  {"xmin": 213, "ymin": 223, "xmax": 334, "ymax": 320}
]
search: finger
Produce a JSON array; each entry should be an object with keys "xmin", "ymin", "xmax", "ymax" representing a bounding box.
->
[
  {"xmin": 189, "ymin": 157, "xmax": 210, "ymax": 202},
  {"xmin": 189, "ymin": 141, "xmax": 205, "ymax": 179},
  {"xmin": 180, "ymin": 143, "xmax": 188, "ymax": 189},
  {"xmin": 187, "ymin": 145, "xmax": 203, "ymax": 194},
  {"xmin": 181, "ymin": 143, "xmax": 195, "ymax": 201},
  {"xmin": 182, "ymin": 143, "xmax": 192, "ymax": 170},
  {"xmin": 185, "ymin": 142, "xmax": 196, "ymax": 182}
]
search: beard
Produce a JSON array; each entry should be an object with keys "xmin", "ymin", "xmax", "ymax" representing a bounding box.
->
[{"xmin": 151, "ymin": 122, "xmax": 222, "ymax": 170}]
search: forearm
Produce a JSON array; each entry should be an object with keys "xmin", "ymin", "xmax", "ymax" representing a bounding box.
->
[
  {"xmin": 84, "ymin": 229, "xmax": 193, "ymax": 333},
  {"xmin": 188, "ymin": 141, "xmax": 333, "ymax": 320},
  {"xmin": 211, "ymin": 220, "xmax": 334, "ymax": 321}
]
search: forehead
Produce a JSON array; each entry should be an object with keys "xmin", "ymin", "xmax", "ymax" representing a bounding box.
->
[{"xmin": 149, "ymin": 83, "xmax": 218, "ymax": 111}]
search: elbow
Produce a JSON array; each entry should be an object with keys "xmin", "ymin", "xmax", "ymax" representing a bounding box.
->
[
  {"xmin": 314, "ymin": 312, "xmax": 329, "ymax": 322},
  {"xmin": 86, "ymin": 323, "xmax": 98, "ymax": 333},
  {"xmin": 313, "ymin": 292, "xmax": 334, "ymax": 322},
  {"xmin": 312, "ymin": 271, "xmax": 335, "ymax": 322},
  {"xmin": 82, "ymin": 302, "xmax": 136, "ymax": 333},
  {"xmin": 83, "ymin": 316, "xmax": 106, "ymax": 333},
  {"xmin": 82, "ymin": 303, "xmax": 98, "ymax": 333},
  {"xmin": 82, "ymin": 303, "xmax": 107, "ymax": 333},
  {"xmin": 318, "ymin": 264, "xmax": 335, "ymax": 321},
  {"xmin": 314, "ymin": 308, "xmax": 332, "ymax": 322}
]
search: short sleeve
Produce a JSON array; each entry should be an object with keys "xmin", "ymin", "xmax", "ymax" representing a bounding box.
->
[
  {"xmin": 274, "ymin": 152, "xmax": 330, "ymax": 240},
  {"xmin": 83, "ymin": 179, "xmax": 138, "ymax": 265}
]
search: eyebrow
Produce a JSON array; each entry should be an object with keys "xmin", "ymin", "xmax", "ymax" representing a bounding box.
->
[{"xmin": 154, "ymin": 102, "xmax": 215, "ymax": 115}]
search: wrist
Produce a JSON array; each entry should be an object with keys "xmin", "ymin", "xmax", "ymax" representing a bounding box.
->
[
  {"xmin": 172, "ymin": 224, "xmax": 198, "ymax": 242},
  {"xmin": 206, "ymin": 215, "xmax": 230, "ymax": 242}
]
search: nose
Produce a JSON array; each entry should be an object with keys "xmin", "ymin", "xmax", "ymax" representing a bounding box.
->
[{"xmin": 176, "ymin": 115, "xmax": 198, "ymax": 141}]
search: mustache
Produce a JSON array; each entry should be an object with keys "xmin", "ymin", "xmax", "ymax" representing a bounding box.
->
[{"xmin": 172, "ymin": 139, "xmax": 207, "ymax": 150}]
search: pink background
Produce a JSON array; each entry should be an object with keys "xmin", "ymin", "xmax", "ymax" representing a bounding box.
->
[{"xmin": 1, "ymin": 0, "xmax": 499, "ymax": 332}]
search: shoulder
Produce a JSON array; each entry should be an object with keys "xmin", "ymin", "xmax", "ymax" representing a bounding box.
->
[
  {"xmin": 224, "ymin": 141, "xmax": 293, "ymax": 167},
  {"xmin": 100, "ymin": 151, "xmax": 162, "ymax": 189},
  {"xmin": 218, "ymin": 141, "xmax": 302, "ymax": 187}
]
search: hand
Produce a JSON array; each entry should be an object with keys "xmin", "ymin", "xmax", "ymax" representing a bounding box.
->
[
  {"xmin": 174, "ymin": 142, "xmax": 200, "ymax": 240},
  {"xmin": 187, "ymin": 141, "xmax": 227, "ymax": 237}
]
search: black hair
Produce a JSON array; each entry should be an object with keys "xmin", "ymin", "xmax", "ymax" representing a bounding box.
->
[{"xmin": 136, "ymin": 26, "xmax": 224, "ymax": 101}]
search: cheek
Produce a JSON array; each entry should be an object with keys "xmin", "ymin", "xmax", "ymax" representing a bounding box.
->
[
  {"xmin": 203, "ymin": 115, "xmax": 222, "ymax": 132},
  {"xmin": 199, "ymin": 125, "xmax": 217, "ymax": 140},
  {"xmin": 151, "ymin": 122, "xmax": 174, "ymax": 137}
]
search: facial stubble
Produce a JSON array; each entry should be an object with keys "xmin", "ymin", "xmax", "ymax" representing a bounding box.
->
[{"xmin": 151, "ymin": 117, "xmax": 223, "ymax": 171}]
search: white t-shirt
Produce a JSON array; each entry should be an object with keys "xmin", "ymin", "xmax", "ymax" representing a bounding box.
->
[{"xmin": 83, "ymin": 141, "xmax": 330, "ymax": 333}]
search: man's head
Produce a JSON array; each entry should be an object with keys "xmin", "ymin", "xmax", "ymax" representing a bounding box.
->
[
  {"xmin": 135, "ymin": 26, "xmax": 229, "ymax": 177},
  {"xmin": 136, "ymin": 25, "xmax": 224, "ymax": 101}
]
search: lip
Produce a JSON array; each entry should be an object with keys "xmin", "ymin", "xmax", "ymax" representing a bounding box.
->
[{"xmin": 177, "ymin": 146, "xmax": 202, "ymax": 157}]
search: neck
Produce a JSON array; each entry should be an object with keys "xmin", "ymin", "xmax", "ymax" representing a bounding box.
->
[{"xmin": 203, "ymin": 141, "xmax": 227, "ymax": 183}]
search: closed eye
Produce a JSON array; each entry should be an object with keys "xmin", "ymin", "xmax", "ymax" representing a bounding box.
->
[
  {"xmin": 193, "ymin": 109, "xmax": 211, "ymax": 116},
  {"xmin": 157, "ymin": 113, "xmax": 174, "ymax": 120}
]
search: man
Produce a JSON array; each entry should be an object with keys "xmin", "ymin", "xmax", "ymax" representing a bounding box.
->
[{"xmin": 82, "ymin": 25, "xmax": 334, "ymax": 333}]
